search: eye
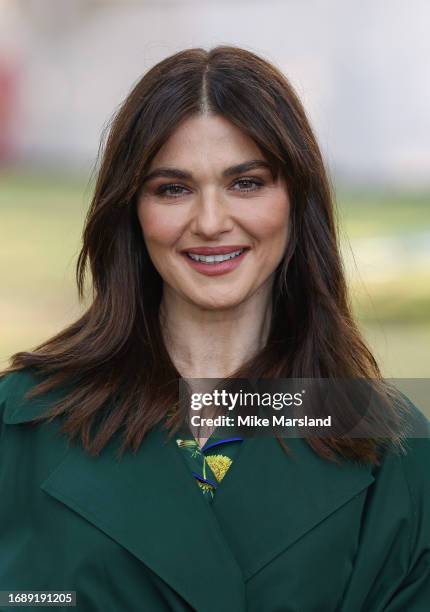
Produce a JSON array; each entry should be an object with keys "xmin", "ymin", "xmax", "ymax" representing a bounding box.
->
[
  {"xmin": 231, "ymin": 177, "xmax": 264, "ymax": 192},
  {"xmin": 155, "ymin": 183, "xmax": 190, "ymax": 198}
]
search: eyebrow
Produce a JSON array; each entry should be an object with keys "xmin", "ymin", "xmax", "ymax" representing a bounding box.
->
[{"xmin": 141, "ymin": 159, "xmax": 274, "ymax": 184}]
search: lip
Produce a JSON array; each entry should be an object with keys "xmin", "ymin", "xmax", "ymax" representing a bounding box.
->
[
  {"xmin": 181, "ymin": 246, "xmax": 250, "ymax": 277},
  {"xmin": 181, "ymin": 245, "xmax": 250, "ymax": 255}
]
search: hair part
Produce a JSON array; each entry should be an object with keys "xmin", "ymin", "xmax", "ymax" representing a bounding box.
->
[{"xmin": 2, "ymin": 45, "xmax": 407, "ymax": 465}]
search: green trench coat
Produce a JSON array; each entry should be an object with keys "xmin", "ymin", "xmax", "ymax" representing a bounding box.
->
[{"xmin": 0, "ymin": 369, "xmax": 429, "ymax": 611}]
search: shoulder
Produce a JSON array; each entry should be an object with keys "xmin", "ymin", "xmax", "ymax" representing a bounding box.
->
[
  {"xmin": 0, "ymin": 370, "xmax": 76, "ymax": 541},
  {"xmin": 0, "ymin": 368, "xmax": 73, "ymax": 486},
  {"xmin": 394, "ymin": 393, "xmax": 430, "ymax": 478},
  {"xmin": 339, "ymin": 398, "xmax": 430, "ymax": 612},
  {"xmin": 0, "ymin": 367, "xmax": 68, "ymax": 426},
  {"xmin": 0, "ymin": 368, "xmax": 39, "ymax": 420},
  {"xmin": 379, "ymin": 394, "xmax": 430, "ymax": 484},
  {"xmin": 396, "ymin": 400, "xmax": 430, "ymax": 505},
  {"xmin": 374, "ymin": 396, "xmax": 430, "ymax": 550},
  {"xmin": 0, "ymin": 367, "xmax": 44, "ymax": 401}
]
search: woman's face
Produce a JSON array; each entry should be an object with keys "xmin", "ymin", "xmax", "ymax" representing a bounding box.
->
[{"xmin": 137, "ymin": 113, "xmax": 290, "ymax": 311}]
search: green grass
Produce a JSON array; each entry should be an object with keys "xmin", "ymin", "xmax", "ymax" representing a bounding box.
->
[
  {"xmin": 1, "ymin": 171, "xmax": 429, "ymax": 376},
  {"xmin": 336, "ymin": 189, "xmax": 430, "ymax": 238}
]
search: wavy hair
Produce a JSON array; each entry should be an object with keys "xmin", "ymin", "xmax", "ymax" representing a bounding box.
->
[{"xmin": 2, "ymin": 46, "xmax": 405, "ymax": 463}]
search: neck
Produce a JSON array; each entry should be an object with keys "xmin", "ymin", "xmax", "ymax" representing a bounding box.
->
[{"xmin": 160, "ymin": 282, "xmax": 273, "ymax": 380}]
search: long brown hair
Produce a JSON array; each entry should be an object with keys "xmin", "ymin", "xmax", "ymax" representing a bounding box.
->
[{"xmin": 2, "ymin": 46, "xmax": 405, "ymax": 463}]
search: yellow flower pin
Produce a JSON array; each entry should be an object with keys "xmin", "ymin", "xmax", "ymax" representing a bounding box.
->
[{"xmin": 205, "ymin": 454, "xmax": 232, "ymax": 482}]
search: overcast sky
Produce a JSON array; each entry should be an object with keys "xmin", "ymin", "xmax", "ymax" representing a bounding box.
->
[{"xmin": 1, "ymin": 0, "xmax": 429, "ymax": 187}]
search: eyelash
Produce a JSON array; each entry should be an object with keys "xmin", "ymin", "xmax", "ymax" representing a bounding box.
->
[{"xmin": 155, "ymin": 177, "xmax": 264, "ymax": 198}]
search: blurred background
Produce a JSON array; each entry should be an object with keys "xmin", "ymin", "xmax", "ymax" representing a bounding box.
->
[{"xmin": 1, "ymin": 0, "xmax": 429, "ymax": 377}]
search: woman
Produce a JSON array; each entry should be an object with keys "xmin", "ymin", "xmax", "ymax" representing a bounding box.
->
[{"xmin": 0, "ymin": 46, "xmax": 429, "ymax": 611}]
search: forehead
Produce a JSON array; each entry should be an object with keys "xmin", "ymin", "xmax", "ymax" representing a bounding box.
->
[{"xmin": 148, "ymin": 113, "xmax": 265, "ymax": 169}]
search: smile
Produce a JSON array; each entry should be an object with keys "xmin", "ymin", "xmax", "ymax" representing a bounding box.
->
[
  {"xmin": 186, "ymin": 249, "xmax": 244, "ymax": 263},
  {"xmin": 181, "ymin": 246, "xmax": 250, "ymax": 276}
]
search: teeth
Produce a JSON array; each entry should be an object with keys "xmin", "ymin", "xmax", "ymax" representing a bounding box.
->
[{"xmin": 187, "ymin": 249, "xmax": 245, "ymax": 263}]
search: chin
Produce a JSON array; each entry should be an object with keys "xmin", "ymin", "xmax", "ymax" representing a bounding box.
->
[{"xmin": 190, "ymin": 294, "xmax": 246, "ymax": 311}]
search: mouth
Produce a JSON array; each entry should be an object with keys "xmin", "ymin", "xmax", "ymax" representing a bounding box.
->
[
  {"xmin": 186, "ymin": 248, "xmax": 245, "ymax": 263},
  {"xmin": 180, "ymin": 246, "xmax": 250, "ymax": 276}
]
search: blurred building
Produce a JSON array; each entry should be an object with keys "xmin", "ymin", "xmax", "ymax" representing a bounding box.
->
[{"xmin": 0, "ymin": 0, "xmax": 429, "ymax": 187}]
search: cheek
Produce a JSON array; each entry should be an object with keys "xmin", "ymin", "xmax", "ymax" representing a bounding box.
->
[
  {"xmin": 247, "ymin": 196, "xmax": 290, "ymax": 243},
  {"xmin": 137, "ymin": 202, "xmax": 183, "ymax": 249}
]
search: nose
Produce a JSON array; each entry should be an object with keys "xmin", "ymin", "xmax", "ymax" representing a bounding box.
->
[{"xmin": 189, "ymin": 189, "xmax": 234, "ymax": 239}]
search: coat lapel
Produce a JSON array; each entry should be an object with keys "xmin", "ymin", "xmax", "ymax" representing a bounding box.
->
[
  {"xmin": 211, "ymin": 433, "xmax": 375, "ymax": 580},
  {"xmin": 2, "ymin": 373, "xmax": 246, "ymax": 612},
  {"xmin": 2, "ymin": 370, "xmax": 375, "ymax": 605}
]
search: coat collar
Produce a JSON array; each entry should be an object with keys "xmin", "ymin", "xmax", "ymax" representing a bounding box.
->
[{"xmin": 2, "ymin": 370, "xmax": 375, "ymax": 611}]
